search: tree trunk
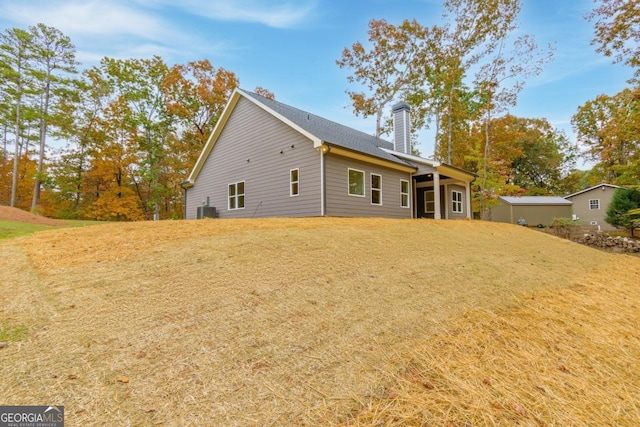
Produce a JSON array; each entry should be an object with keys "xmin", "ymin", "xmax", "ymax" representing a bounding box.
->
[
  {"xmin": 480, "ymin": 110, "xmax": 492, "ymax": 219},
  {"xmin": 32, "ymin": 79, "xmax": 51, "ymax": 212},
  {"xmin": 10, "ymin": 95, "xmax": 22, "ymax": 207}
]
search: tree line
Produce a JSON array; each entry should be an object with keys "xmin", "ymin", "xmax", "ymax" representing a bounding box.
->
[
  {"xmin": 0, "ymin": 23, "xmax": 272, "ymax": 220},
  {"xmin": 1, "ymin": 0, "xmax": 638, "ymax": 221},
  {"xmin": 337, "ymin": 0, "xmax": 639, "ymax": 216}
]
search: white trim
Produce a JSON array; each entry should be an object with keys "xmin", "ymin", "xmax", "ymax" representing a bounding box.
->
[
  {"xmin": 589, "ymin": 199, "xmax": 600, "ymax": 210},
  {"xmin": 433, "ymin": 173, "xmax": 441, "ymax": 219},
  {"xmin": 465, "ymin": 181, "xmax": 472, "ymax": 219},
  {"xmin": 347, "ymin": 168, "xmax": 365, "ymax": 197},
  {"xmin": 444, "ymin": 183, "xmax": 449, "ymax": 219},
  {"xmin": 320, "ymin": 149, "xmax": 325, "ymax": 216},
  {"xmin": 424, "ymin": 189, "xmax": 435, "ymax": 213},
  {"xmin": 380, "ymin": 147, "xmax": 441, "ymax": 167},
  {"xmin": 290, "ymin": 168, "xmax": 300, "ymax": 197},
  {"xmin": 228, "ymin": 181, "xmax": 245, "ymax": 210},
  {"xmin": 400, "ymin": 179, "xmax": 410, "ymax": 208},
  {"xmin": 565, "ymin": 183, "xmax": 620, "ymax": 199},
  {"xmin": 371, "ymin": 173, "xmax": 382, "ymax": 205},
  {"xmin": 452, "ymin": 189, "xmax": 463, "ymax": 213}
]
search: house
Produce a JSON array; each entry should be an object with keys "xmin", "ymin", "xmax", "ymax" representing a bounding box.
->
[
  {"xmin": 490, "ymin": 196, "xmax": 573, "ymax": 226},
  {"xmin": 181, "ymin": 89, "xmax": 476, "ymax": 220},
  {"xmin": 564, "ymin": 183, "xmax": 621, "ymax": 230}
]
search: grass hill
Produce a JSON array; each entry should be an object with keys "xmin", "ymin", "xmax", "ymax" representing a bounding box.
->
[{"xmin": 1, "ymin": 217, "xmax": 638, "ymax": 426}]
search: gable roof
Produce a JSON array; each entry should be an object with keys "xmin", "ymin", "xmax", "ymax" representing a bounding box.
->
[
  {"xmin": 240, "ymin": 90, "xmax": 409, "ymax": 166},
  {"xmin": 184, "ymin": 88, "xmax": 418, "ymax": 186},
  {"xmin": 184, "ymin": 88, "xmax": 480, "ymax": 187},
  {"xmin": 499, "ymin": 196, "xmax": 573, "ymax": 206},
  {"xmin": 564, "ymin": 183, "xmax": 621, "ymax": 199}
]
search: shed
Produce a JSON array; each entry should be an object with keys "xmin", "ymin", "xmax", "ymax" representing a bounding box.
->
[{"xmin": 490, "ymin": 196, "xmax": 573, "ymax": 226}]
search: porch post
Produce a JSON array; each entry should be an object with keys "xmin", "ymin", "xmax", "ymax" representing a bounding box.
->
[
  {"xmin": 433, "ymin": 172, "xmax": 441, "ymax": 219},
  {"xmin": 466, "ymin": 181, "xmax": 472, "ymax": 219}
]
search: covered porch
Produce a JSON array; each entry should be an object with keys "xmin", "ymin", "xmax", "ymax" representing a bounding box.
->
[
  {"xmin": 413, "ymin": 170, "xmax": 473, "ymax": 219},
  {"xmin": 380, "ymin": 148, "xmax": 476, "ymax": 220}
]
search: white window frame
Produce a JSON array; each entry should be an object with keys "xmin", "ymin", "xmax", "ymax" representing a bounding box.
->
[
  {"xmin": 371, "ymin": 173, "xmax": 382, "ymax": 205},
  {"xmin": 589, "ymin": 199, "xmax": 600, "ymax": 210},
  {"xmin": 228, "ymin": 181, "xmax": 245, "ymax": 210},
  {"xmin": 452, "ymin": 190, "xmax": 463, "ymax": 213},
  {"xmin": 348, "ymin": 168, "xmax": 365, "ymax": 197},
  {"xmin": 400, "ymin": 180, "xmax": 410, "ymax": 208},
  {"xmin": 424, "ymin": 190, "xmax": 435, "ymax": 213},
  {"xmin": 290, "ymin": 168, "xmax": 299, "ymax": 197}
]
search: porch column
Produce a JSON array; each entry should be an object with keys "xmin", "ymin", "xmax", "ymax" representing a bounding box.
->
[
  {"xmin": 465, "ymin": 181, "xmax": 472, "ymax": 219},
  {"xmin": 433, "ymin": 172, "xmax": 441, "ymax": 219}
]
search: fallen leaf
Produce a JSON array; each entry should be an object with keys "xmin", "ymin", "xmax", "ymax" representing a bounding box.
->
[
  {"xmin": 117, "ymin": 376, "xmax": 129, "ymax": 383},
  {"xmin": 511, "ymin": 402, "xmax": 527, "ymax": 416}
]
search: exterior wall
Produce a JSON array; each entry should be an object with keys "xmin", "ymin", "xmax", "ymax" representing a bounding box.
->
[
  {"xmin": 415, "ymin": 183, "xmax": 469, "ymax": 219},
  {"xmin": 324, "ymin": 154, "xmax": 412, "ymax": 218},
  {"xmin": 185, "ymin": 97, "xmax": 321, "ymax": 219},
  {"xmin": 567, "ymin": 187, "xmax": 617, "ymax": 230},
  {"xmin": 490, "ymin": 204, "xmax": 512, "ymax": 224},
  {"xmin": 444, "ymin": 184, "xmax": 468, "ymax": 219},
  {"xmin": 490, "ymin": 203, "xmax": 572, "ymax": 226}
]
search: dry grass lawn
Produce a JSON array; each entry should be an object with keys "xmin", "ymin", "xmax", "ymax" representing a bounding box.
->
[{"xmin": 0, "ymin": 217, "xmax": 638, "ymax": 426}]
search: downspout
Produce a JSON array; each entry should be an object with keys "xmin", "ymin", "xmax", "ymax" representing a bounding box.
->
[
  {"xmin": 180, "ymin": 180, "xmax": 189, "ymax": 219},
  {"xmin": 183, "ymin": 187, "xmax": 187, "ymax": 219},
  {"xmin": 320, "ymin": 145, "xmax": 326, "ymax": 216},
  {"xmin": 465, "ymin": 181, "xmax": 472, "ymax": 219}
]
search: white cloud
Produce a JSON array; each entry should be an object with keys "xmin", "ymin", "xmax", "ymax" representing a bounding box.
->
[
  {"xmin": 141, "ymin": 0, "xmax": 317, "ymax": 28},
  {"xmin": 4, "ymin": 0, "xmax": 163, "ymax": 40},
  {"xmin": 1, "ymin": 0, "xmax": 237, "ymax": 65}
]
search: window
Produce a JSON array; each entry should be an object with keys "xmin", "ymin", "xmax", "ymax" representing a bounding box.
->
[
  {"xmin": 348, "ymin": 168, "xmax": 365, "ymax": 197},
  {"xmin": 589, "ymin": 199, "xmax": 600, "ymax": 210},
  {"xmin": 290, "ymin": 168, "xmax": 299, "ymax": 196},
  {"xmin": 371, "ymin": 173, "xmax": 382, "ymax": 205},
  {"xmin": 452, "ymin": 190, "xmax": 463, "ymax": 213},
  {"xmin": 228, "ymin": 181, "xmax": 245, "ymax": 210},
  {"xmin": 424, "ymin": 190, "xmax": 435, "ymax": 213},
  {"xmin": 400, "ymin": 180, "xmax": 410, "ymax": 208}
]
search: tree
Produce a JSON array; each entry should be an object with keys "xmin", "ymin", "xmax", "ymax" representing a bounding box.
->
[
  {"xmin": 337, "ymin": 19, "xmax": 430, "ymax": 138},
  {"xmin": 572, "ymin": 87, "xmax": 640, "ymax": 184},
  {"xmin": 45, "ymin": 71, "xmax": 110, "ymax": 218},
  {"xmin": 337, "ymin": 0, "xmax": 552, "ymax": 167},
  {"xmin": 100, "ymin": 56, "xmax": 172, "ymax": 220},
  {"xmin": 28, "ymin": 23, "xmax": 78, "ymax": 212},
  {"xmin": 605, "ymin": 187, "xmax": 640, "ymax": 236},
  {"xmin": 588, "ymin": 0, "xmax": 640, "ymax": 79},
  {"xmin": 463, "ymin": 115, "xmax": 577, "ymax": 213},
  {"xmin": 0, "ymin": 27, "xmax": 35, "ymax": 207}
]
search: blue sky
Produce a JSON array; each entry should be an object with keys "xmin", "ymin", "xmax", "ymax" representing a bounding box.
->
[{"xmin": 0, "ymin": 0, "xmax": 633, "ymax": 165}]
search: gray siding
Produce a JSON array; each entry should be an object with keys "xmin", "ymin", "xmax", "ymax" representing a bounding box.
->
[
  {"xmin": 324, "ymin": 154, "xmax": 412, "ymax": 218},
  {"xmin": 186, "ymin": 97, "xmax": 321, "ymax": 219},
  {"xmin": 567, "ymin": 187, "xmax": 616, "ymax": 229},
  {"xmin": 445, "ymin": 184, "xmax": 467, "ymax": 219}
]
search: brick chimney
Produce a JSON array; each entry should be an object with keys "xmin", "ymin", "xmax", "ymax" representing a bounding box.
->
[{"xmin": 392, "ymin": 102, "xmax": 411, "ymax": 154}]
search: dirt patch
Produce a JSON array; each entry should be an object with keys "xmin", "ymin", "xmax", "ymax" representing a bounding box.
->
[{"xmin": 0, "ymin": 206, "xmax": 66, "ymax": 226}]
